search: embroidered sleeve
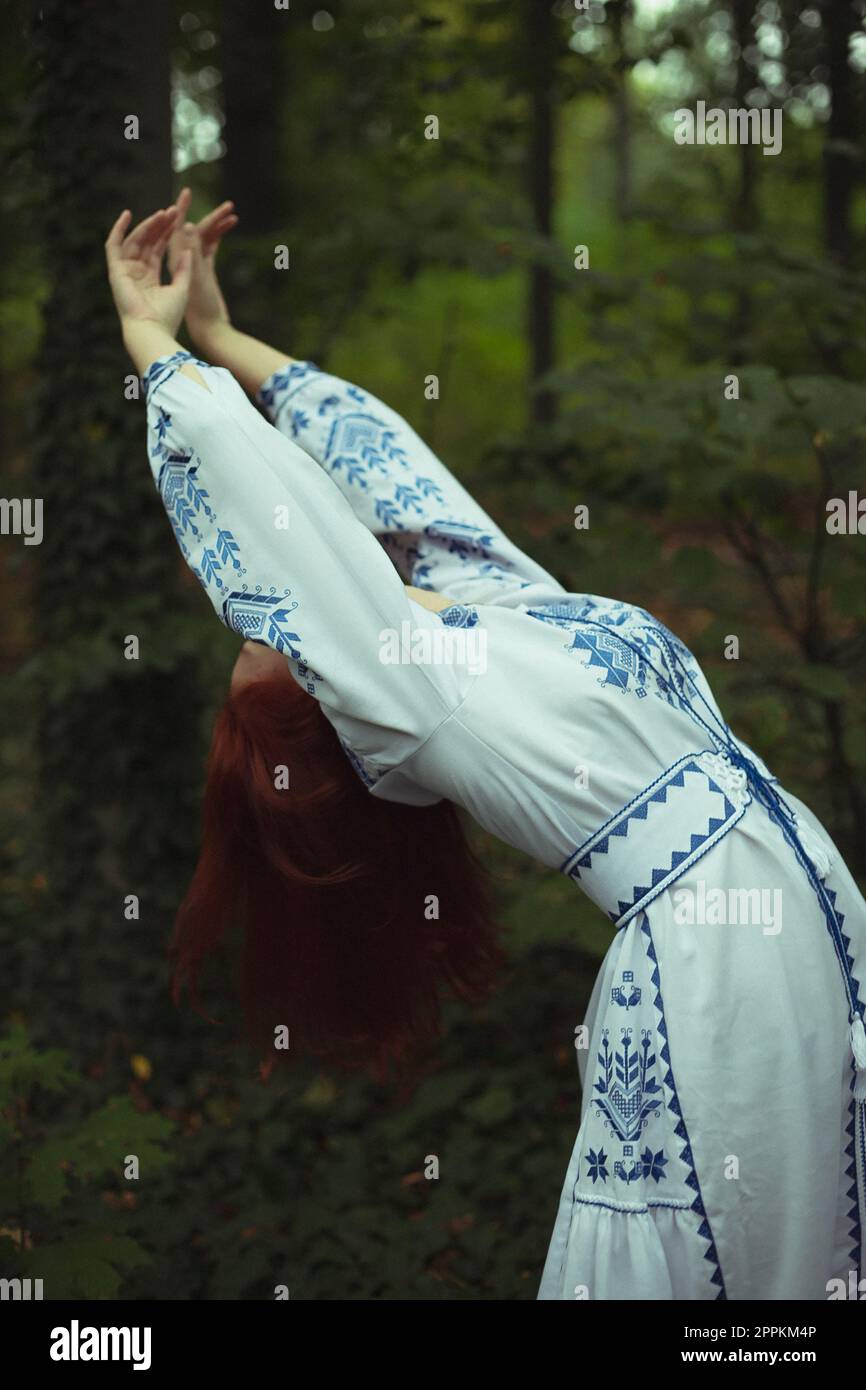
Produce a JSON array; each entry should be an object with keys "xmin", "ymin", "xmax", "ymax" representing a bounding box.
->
[
  {"xmin": 256, "ymin": 361, "xmax": 566, "ymax": 608},
  {"xmin": 144, "ymin": 352, "xmax": 474, "ymax": 767}
]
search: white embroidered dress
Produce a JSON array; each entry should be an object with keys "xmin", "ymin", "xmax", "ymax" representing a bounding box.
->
[{"xmin": 144, "ymin": 351, "xmax": 866, "ymax": 1301}]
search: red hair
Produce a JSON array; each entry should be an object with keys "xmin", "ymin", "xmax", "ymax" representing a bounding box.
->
[{"xmin": 170, "ymin": 674, "xmax": 504, "ymax": 1078}]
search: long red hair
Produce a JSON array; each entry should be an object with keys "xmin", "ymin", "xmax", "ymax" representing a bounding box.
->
[{"xmin": 170, "ymin": 674, "xmax": 504, "ymax": 1078}]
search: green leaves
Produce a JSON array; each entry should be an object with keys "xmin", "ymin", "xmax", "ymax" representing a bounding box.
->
[
  {"xmin": 786, "ymin": 376, "xmax": 866, "ymax": 439},
  {"xmin": 24, "ymin": 1097, "xmax": 174, "ymax": 1210},
  {"xmin": 20, "ymin": 1230, "xmax": 151, "ymax": 1300},
  {"xmin": 0, "ymin": 1024, "xmax": 174, "ymax": 1298},
  {"xmin": 0, "ymin": 1020, "xmax": 77, "ymax": 1109}
]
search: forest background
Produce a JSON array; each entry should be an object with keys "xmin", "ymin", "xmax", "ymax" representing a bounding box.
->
[{"xmin": 1, "ymin": 0, "xmax": 865, "ymax": 1299}]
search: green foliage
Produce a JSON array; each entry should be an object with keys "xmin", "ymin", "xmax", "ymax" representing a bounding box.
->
[
  {"xmin": 3, "ymin": 0, "xmax": 865, "ymax": 1302},
  {"xmin": 487, "ymin": 237, "xmax": 866, "ymax": 872},
  {"xmin": 0, "ymin": 1022, "xmax": 174, "ymax": 1298},
  {"xmin": 115, "ymin": 940, "xmax": 597, "ymax": 1301}
]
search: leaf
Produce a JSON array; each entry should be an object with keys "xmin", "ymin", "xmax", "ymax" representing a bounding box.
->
[
  {"xmin": 787, "ymin": 377, "xmax": 866, "ymax": 437},
  {"xmin": 22, "ymin": 1231, "xmax": 151, "ymax": 1300},
  {"xmin": 0, "ymin": 1022, "xmax": 77, "ymax": 1109},
  {"xmin": 24, "ymin": 1098, "xmax": 175, "ymax": 1210}
]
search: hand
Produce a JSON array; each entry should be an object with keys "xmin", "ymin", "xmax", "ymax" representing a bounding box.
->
[
  {"xmin": 105, "ymin": 206, "xmax": 192, "ymax": 336},
  {"xmin": 168, "ymin": 187, "xmax": 238, "ymax": 348}
]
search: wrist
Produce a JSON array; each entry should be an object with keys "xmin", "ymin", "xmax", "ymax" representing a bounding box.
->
[
  {"xmin": 121, "ymin": 318, "xmax": 182, "ymax": 377},
  {"xmin": 120, "ymin": 311, "xmax": 175, "ymax": 335},
  {"xmin": 188, "ymin": 316, "xmax": 234, "ymax": 357}
]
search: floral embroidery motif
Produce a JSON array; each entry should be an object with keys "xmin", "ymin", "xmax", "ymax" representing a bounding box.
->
[
  {"xmin": 579, "ymin": 971, "xmax": 670, "ymax": 1188},
  {"xmin": 585, "ymin": 1147, "xmax": 609, "ymax": 1184},
  {"xmin": 572, "ymin": 933, "xmax": 726, "ymax": 1295},
  {"xmin": 611, "ymin": 970, "xmax": 641, "ymax": 1010},
  {"xmin": 592, "ymin": 1021, "xmax": 664, "ymax": 1145}
]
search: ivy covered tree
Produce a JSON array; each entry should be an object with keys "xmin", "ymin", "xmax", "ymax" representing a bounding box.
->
[{"xmin": 24, "ymin": 0, "xmax": 206, "ymax": 1062}]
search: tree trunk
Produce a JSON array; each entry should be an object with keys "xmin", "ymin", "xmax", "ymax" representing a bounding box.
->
[
  {"xmin": 609, "ymin": 0, "xmax": 633, "ymax": 223},
  {"xmin": 729, "ymin": 0, "xmax": 758, "ymax": 364},
  {"xmin": 219, "ymin": 0, "xmax": 287, "ymax": 339},
  {"xmin": 525, "ymin": 0, "xmax": 557, "ymax": 426},
  {"xmin": 822, "ymin": 0, "xmax": 858, "ymax": 266},
  {"xmin": 27, "ymin": 0, "xmax": 203, "ymax": 1049}
]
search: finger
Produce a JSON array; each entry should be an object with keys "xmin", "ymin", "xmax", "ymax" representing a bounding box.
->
[
  {"xmin": 201, "ymin": 213, "xmax": 239, "ymax": 258},
  {"xmin": 151, "ymin": 206, "xmax": 181, "ymax": 264},
  {"xmin": 105, "ymin": 209, "xmax": 132, "ymax": 262},
  {"xmin": 138, "ymin": 208, "xmax": 178, "ymax": 277},
  {"xmin": 197, "ymin": 201, "xmax": 235, "ymax": 248},
  {"xmin": 171, "ymin": 245, "xmax": 193, "ymax": 295},
  {"xmin": 167, "ymin": 194, "xmax": 192, "ymax": 270},
  {"xmin": 196, "ymin": 200, "xmax": 235, "ymax": 234},
  {"xmin": 125, "ymin": 207, "xmax": 170, "ymax": 260},
  {"xmin": 186, "ymin": 223, "xmax": 206, "ymax": 270},
  {"xmin": 168, "ymin": 224, "xmax": 201, "ymax": 280}
]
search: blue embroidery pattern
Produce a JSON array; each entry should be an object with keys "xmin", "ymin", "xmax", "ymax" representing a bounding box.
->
[
  {"xmin": 526, "ymin": 597, "xmax": 703, "ymax": 714},
  {"xmin": 256, "ymin": 360, "xmax": 321, "ymax": 411},
  {"xmin": 611, "ymin": 970, "xmax": 641, "ymax": 1009},
  {"xmin": 439, "ymin": 604, "xmax": 479, "ymax": 629},
  {"xmin": 592, "ymin": 1021, "xmax": 664, "ymax": 1145},
  {"xmin": 585, "ymin": 1148, "xmax": 609, "ymax": 1184},
  {"xmin": 258, "ymin": 364, "xmax": 521, "ymax": 600},
  {"xmin": 570, "ymin": 626, "xmax": 646, "ymax": 695},
  {"xmin": 829, "ymin": 882, "xmax": 865, "ymax": 1274},
  {"xmin": 153, "ymin": 426, "xmax": 247, "ymax": 588},
  {"xmin": 324, "ymin": 413, "xmax": 410, "ymax": 488},
  {"xmin": 569, "ymin": 923, "xmax": 726, "ymax": 1296},
  {"xmin": 337, "ymin": 737, "xmax": 385, "ymax": 791},
  {"xmin": 221, "ymin": 590, "xmax": 297, "ymax": 646},
  {"xmin": 142, "ymin": 350, "xmax": 212, "ymax": 397},
  {"xmin": 642, "ymin": 917, "xmax": 726, "ymax": 1296},
  {"xmin": 221, "ymin": 590, "xmax": 323, "ymax": 697},
  {"xmin": 146, "ymin": 354, "xmax": 322, "ymax": 695},
  {"xmin": 561, "ymin": 753, "xmax": 747, "ymax": 927}
]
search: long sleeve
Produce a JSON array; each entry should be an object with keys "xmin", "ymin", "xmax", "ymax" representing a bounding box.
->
[
  {"xmin": 256, "ymin": 361, "xmax": 566, "ymax": 608},
  {"xmin": 144, "ymin": 351, "xmax": 476, "ymax": 774}
]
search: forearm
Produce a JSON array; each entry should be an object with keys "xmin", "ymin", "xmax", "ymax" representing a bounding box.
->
[{"xmin": 193, "ymin": 322, "xmax": 292, "ymax": 396}]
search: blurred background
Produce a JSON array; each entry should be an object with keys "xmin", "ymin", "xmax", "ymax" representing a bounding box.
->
[{"xmin": 2, "ymin": 0, "xmax": 866, "ymax": 1299}]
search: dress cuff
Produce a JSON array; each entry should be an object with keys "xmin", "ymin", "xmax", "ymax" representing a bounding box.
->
[
  {"xmin": 255, "ymin": 360, "xmax": 321, "ymax": 417},
  {"xmin": 142, "ymin": 350, "xmax": 212, "ymax": 402}
]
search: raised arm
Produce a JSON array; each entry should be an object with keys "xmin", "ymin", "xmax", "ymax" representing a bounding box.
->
[
  {"xmin": 253, "ymin": 360, "xmax": 567, "ymax": 608},
  {"xmin": 106, "ymin": 207, "xmax": 475, "ymax": 775},
  {"xmin": 173, "ymin": 191, "xmax": 566, "ymax": 610},
  {"xmin": 167, "ymin": 189, "xmax": 291, "ymax": 396}
]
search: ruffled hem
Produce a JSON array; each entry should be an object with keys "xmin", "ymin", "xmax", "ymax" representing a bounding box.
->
[{"xmin": 538, "ymin": 1197, "xmax": 717, "ymax": 1301}]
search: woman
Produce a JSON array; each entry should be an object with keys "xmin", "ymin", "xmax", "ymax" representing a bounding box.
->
[{"xmin": 105, "ymin": 195, "xmax": 866, "ymax": 1302}]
